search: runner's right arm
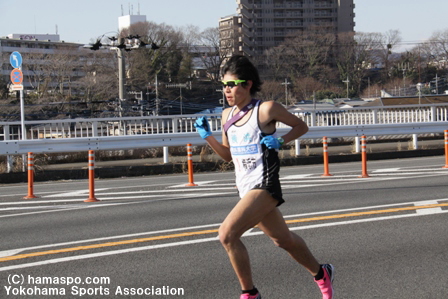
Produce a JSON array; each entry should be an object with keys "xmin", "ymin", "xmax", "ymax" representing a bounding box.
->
[{"xmin": 194, "ymin": 110, "xmax": 232, "ymax": 162}]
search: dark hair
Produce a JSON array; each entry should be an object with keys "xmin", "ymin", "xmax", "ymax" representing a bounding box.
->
[{"xmin": 222, "ymin": 55, "xmax": 262, "ymax": 96}]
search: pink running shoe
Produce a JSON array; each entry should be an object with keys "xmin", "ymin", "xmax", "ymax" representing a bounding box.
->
[
  {"xmin": 240, "ymin": 292, "xmax": 261, "ymax": 299},
  {"xmin": 315, "ymin": 264, "xmax": 334, "ymax": 299}
]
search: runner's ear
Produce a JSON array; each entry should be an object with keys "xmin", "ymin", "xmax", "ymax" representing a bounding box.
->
[{"xmin": 245, "ymin": 80, "xmax": 253, "ymax": 90}]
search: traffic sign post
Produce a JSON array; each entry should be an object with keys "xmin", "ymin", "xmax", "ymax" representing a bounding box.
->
[{"xmin": 10, "ymin": 52, "xmax": 26, "ymax": 141}]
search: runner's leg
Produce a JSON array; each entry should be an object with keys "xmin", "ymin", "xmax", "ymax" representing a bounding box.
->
[
  {"xmin": 257, "ymin": 207, "xmax": 321, "ymax": 276},
  {"xmin": 219, "ymin": 189, "xmax": 278, "ymax": 290}
]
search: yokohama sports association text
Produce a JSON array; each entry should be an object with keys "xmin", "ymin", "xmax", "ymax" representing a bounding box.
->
[{"xmin": 4, "ymin": 285, "xmax": 185, "ymax": 296}]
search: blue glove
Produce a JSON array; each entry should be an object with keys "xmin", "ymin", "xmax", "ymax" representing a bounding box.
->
[
  {"xmin": 194, "ymin": 116, "xmax": 212, "ymax": 139},
  {"xmin": 260, "ymin": 135, "xmax": 283, "ymax": 149}
]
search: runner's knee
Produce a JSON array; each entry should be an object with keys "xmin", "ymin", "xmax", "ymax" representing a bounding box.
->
[
  {"xmin": 271, "ymin": 234, "xmax": 295, "ymax": 250},
  {"xmin": 218, "ymin": 226, "xmax": 240, "ymax": 248}
]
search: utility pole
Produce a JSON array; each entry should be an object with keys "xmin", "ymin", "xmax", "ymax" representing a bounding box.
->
[
  {"xmin": 343, "ymin": 76, "xmax": 349, "ymax": 99},
  {"xmin": 399, "ymin": 62, "xmax": 409, "ymax": 96},
  {"xmin": 281, "ymin": 78, "xmax": 290, "ymax": 106},
  {"xmin": 435, "ymin": 73, "xmax": 439, "ymax": 94},
  {"xmin": 180, "ymin": 86, "xmax": 183, "ymax": 115},
  {"xmin": 155, "ymin": 73, "xmax": 160, "ymax": 116},
  {"xmin": 117, "ymin": 38, "xmax": 126, "ymax": 102},
  {"xmin": 166, "ymin": 82, "xmax": 191, "ymax": 115},
  {"xmin": 368, "ymin": 77, "xmax": 371, "ymax": 98},
  {"xmin": 117, "ymin": 41, "xmax": 125, "ymax": 118}
]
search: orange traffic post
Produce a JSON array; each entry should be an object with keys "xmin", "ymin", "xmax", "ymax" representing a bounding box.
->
[
  {"xmin": 443, "ymin": 130, "xmax": 448, "ymax": 169},
  {"xmin": 84, "ymin": 150, "xmax": 100, "ymax": 202},
  {"xmin": 23, "ymin": 152, "xmax": 39, "ymax": 199},
  {"xmin": 321, "ymin": 137, "xmax": 332, "ymax": 177},
  {"xmin": 359, "ymin": 135, "xmax": 370, "ymax": 178},
  {"xmin": 185, "ymin": 144, "xmax": 198, "ymax": 187}
]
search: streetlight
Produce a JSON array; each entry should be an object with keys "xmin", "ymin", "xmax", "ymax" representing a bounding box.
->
[
  {"xmin": 416, "ymin": 83, "xmax": 422, "ymax": 105},
  {"xmin": 84, "ymin": 33, "xmax": 159, "ymax": 107}
]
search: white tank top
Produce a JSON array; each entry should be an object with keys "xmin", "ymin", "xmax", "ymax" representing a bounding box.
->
[{"xmin": 226, "ymin": 100, "xmax": 280, "ymax": 198}]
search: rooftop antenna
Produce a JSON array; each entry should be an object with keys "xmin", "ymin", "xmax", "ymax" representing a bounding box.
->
[
  {"xmin": 138, "ymin": 2, "xmax": 140, "ymax": 15},
  {"xmin": 128, "ymin": 3, "xmax": 131, "ymax": 15},
  {"xmin": 121, "ymin": 4, "xmax": 124, "ymax": 16},
  {"xmin": 55, "ymin": 24, "xmax": 58, "ymax": 34}
]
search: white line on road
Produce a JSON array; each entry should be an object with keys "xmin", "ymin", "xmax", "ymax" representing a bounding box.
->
[
  {"xmin": 1, "ymin": 198, "xmax": 446, "ymax": 271},
  {"xmin": 415, "ymin": 200, "xmax": 443, "ymax": 215},
  {"xmin": 1, "ymin": 207, "xmax": 447, "ymax": 272},
  {"xmin": 0, "ymin": 222, "xmax": 222, "ymax": 258}
]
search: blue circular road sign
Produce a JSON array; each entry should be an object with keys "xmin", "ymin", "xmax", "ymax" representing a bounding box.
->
[{"xmin": 10, "ymin": 51, "xmax": 23, "ymax": 69}]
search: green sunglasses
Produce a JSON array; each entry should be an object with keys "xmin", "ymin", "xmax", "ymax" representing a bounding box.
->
[{"xmin": 221, "ymin": 80, "xmax": 247, "ymax": 88}]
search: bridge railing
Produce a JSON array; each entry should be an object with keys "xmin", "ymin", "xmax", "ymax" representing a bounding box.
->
[
  {"xmin": 1, "ymin": 103, "xmax": 448, "ymax": 142},
  {"xmin": 1, "ymin": 121, "xmax": 448, "ymax": 156}
]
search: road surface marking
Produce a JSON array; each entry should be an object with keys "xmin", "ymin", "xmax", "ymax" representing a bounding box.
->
[{"xmin": 1, "ymin": 202, "xmax": 446, "ymax": 264}]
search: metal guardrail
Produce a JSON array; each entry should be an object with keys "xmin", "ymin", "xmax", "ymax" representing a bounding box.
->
[
  {"xmin": 1, "ymin": 103, "xmax": 448, "ymax": 141},
  {"xmin": 1, "ymin": 103, "xmax": 448, "ymax": 156},
  {"xmin": 1, "ymin": 122, "xmax": 447, "ymax": 155}
]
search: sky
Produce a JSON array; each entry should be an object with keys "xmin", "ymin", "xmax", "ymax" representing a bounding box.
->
[{"xmin": 1, "ymin": 0, "xmax": 447, "ymax": 51}]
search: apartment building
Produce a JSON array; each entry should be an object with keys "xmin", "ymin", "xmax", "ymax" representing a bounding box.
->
[
  {"xmin": 0, "ymin": 34, "xmax": 85, "ymax": 94},
  {"xmin": 219, "ymin": 0, "xmax": 355, "ymax": 59}
]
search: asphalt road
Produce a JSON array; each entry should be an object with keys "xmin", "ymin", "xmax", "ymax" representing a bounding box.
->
[{"xmin": 0, "ymin": 156, "xmax": 447, "ymax": 298}]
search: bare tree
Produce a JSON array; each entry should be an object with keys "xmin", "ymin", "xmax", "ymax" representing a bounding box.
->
[
  {"xmin": 196, "ymin": 27, "xmax": 222, "ymax": 81},
  {"xmin": 293, "ymin": 77, "xmax": 327, "ymax": 103},
  {"xmin": 258, "ymin": 80, "xmax": 286, "ymax": 103},
  {"xmin": 124, "ymin": 21, "xmax": 184, "ymax": 88},
  {"xmin": 376, "ymin": 29, "xmax": 403, "ymax": 82},
  {"xmin": 423, "ymin": 29, "xmax": 448, "ymax": 82},
  {"xmin": 25, "ymin": 48, "xmax": 84, "ymax": 100},
  {"xmin": 426, "ymin": 29, "xmax": 448, "ymax": 62},
  {"xmin": 336, "ymin": 32, "xmax": 384, "ymax": 96},
  {"xmin": 46, "ymin": 49, "xmax": 79, "ymax": 97},
  {"xmin": 281, "ymin": 26, "xmax": 336, "ymax": 80},
  {"xmin": 78, "ymin": 49, "xmax": 118, "ymax": 102},
  {"xmin": 263, "ymin": 45, "xmax": 289, "ymax": 81},
  {"xmin": 25, "ymin": 52, "xmax": 52, "ymax": 99},
  {"xmin": 177, "ymin": 25, "xmax": 201, "ymax": 80}
]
